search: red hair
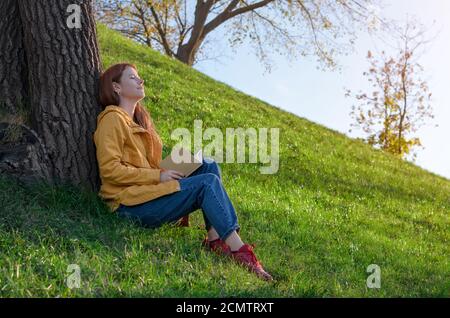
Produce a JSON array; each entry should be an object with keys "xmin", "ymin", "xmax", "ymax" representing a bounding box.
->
[{"xmin": 99, "ymin": 63, "xmax": 161, "ymax": 142}]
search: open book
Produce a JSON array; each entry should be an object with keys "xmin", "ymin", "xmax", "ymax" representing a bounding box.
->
[{"xmin": 159, "ymin": 147, "xmax": 203, "ymax": 177}]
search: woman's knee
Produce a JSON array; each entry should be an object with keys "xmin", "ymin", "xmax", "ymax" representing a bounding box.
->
[
  {"xmin": 204, "ymin": 157, "xmax": 221, "ymax": 176},
  {"xmin": 204, "ymin": 156, "xmax": 216, "ymax": 165}
]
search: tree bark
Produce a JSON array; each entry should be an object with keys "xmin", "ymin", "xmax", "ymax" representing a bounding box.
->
[
  {"xmin": 0, "ymin": 0, "xmax": 102, "ymax": 192},
  {"xmin": 0, "ymin": 0, "xmax": 29, "ymax": 119}
]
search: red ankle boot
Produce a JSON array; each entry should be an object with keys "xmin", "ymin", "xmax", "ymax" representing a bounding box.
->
[{"xmin": 231, "ymin": 244, "xmax": 273, "ymax": 281}]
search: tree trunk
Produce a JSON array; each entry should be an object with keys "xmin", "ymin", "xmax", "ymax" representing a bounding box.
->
[
  {"xmin": 0, "ymin": 0, "xmax": 102, "ymax": 192},
  {"xmin": 175, "ymin": 0, "xmax": 212, "ymax": 66},
  {"xmin": 176, "ymin": 42, "xmax": 202, "ymax": 66},
  {"xmin": 0, "ymin": 0, "xmax": 29, "ymax": 120}
]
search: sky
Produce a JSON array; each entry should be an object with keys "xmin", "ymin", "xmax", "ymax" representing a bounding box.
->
[{"xmin": 194, "ymin": 0, "xmax": 450, "ymax": 180}]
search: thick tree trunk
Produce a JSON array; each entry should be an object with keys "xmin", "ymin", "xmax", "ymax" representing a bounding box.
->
[
  {"xmin": 175, "ymin": 0, "xmax": 212, "ymax": 66},
  {"xmin": 176, "ymin": 39, "xmax": 204, "ymax": 66},
  {"xmin": 0, "ymin": 0, "xmax": 29, "ymax": 120},
  {"xmin": 0, "ymin": 0, "xmax": 102, "ymax": 192}
]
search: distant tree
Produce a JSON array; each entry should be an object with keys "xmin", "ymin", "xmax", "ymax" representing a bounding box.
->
[
  {"xmin": 95, "ymin": 0, "xmax": 385, "ymax": 71},
  {"xmin": 345, "ymin": 20, "xmax": 435, "ymax": 160}
]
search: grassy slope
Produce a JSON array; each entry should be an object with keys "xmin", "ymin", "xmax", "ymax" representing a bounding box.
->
[{"xmin": 0, "ymin": 23, "xmax": 448, "ymax": 297}]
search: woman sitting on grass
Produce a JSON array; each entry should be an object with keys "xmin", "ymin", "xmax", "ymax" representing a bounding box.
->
[{"xmin": 93, "ymin": 63, "xmax": 273, "ymax": 281}]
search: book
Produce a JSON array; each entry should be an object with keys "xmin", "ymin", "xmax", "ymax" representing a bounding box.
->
[{"xmin": 159, "ymin": 147, "xmax": 203, "ymax": 177}]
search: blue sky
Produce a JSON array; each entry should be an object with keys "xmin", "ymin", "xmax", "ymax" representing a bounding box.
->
[{"xmin": 194, "ymin": 0, "xmax": 450, "ymax": 180}]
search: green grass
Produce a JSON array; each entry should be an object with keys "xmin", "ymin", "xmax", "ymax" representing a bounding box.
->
[{"xmin": 0, "ymin": 23, "xmax": 449, "ymax": 297}]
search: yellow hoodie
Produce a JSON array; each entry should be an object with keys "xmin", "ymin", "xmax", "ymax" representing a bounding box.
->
[{"xmin": 93, "ymin": 105, "xmax": 180, "ymax": 212}]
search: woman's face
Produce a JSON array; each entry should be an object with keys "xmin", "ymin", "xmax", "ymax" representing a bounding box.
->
[{"xmin": 113, "ymin": 66, "xmax": 145, "ymax": 101}]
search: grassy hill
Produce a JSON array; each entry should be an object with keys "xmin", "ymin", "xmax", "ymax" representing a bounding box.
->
[{"xmin": 0, "ymin": 23, "xmax": 449, "ymax": 297}]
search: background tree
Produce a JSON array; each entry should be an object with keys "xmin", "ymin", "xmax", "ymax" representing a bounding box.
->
[
  {"xmin": 0, "ymin": 0, "xmax": 102, "ymax": 191},
  {"xmin": 95, "ymin": 0, "xmax": 386, "ymax": 71},
  {"xmin": 346, "ymin": 20, "xmax": 436, "ymax": 160}
]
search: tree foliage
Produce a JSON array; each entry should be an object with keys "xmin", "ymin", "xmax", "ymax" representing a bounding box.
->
[
  {"xmin": 346, "ymin": 20, "xmax": 435, "ymax": 160},
  {"xmin": 95, "ymin": 0, "xmax": 385, "ymax": 71}
]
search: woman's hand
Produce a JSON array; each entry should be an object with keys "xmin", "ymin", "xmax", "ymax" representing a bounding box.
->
[{"xmin": 160, "ymin": 169, "xmax": 185, "ymax": 182}]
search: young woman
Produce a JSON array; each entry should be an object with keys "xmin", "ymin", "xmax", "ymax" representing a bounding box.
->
[{"xmin": 94, "ymin": 63, "xmax": 273, "ymax": 281}]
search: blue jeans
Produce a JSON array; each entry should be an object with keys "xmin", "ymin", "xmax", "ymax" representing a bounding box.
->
[{"xmin": 116, "ymin": 157, "xmax": 241, "ymax": 241}]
